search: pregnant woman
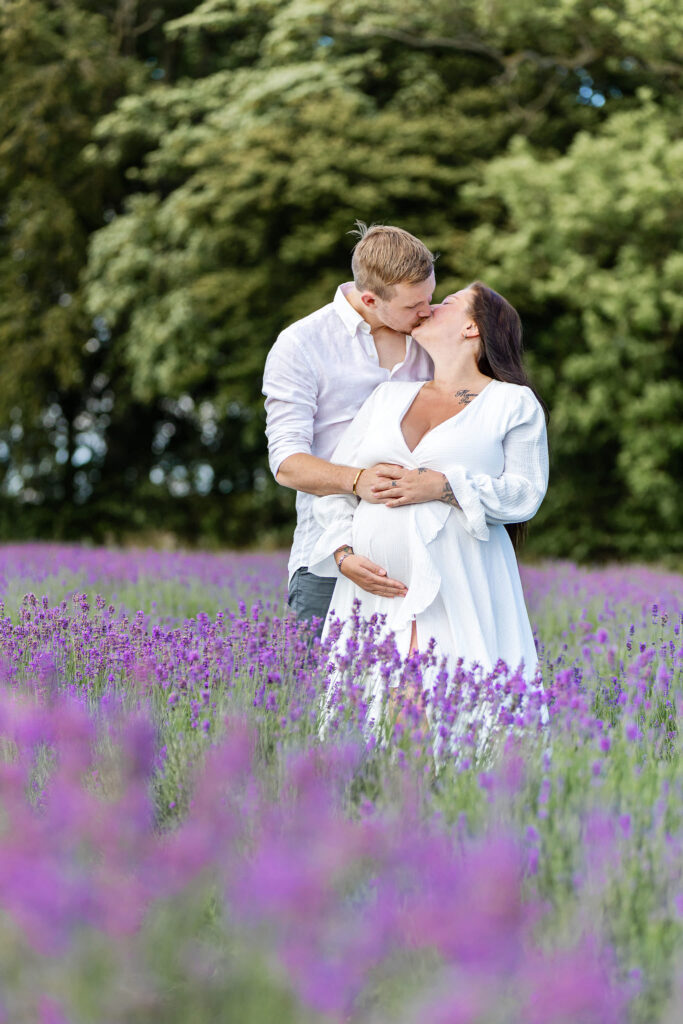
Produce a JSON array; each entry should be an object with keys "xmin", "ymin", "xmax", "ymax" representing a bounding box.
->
[{"xmin": 307, "ymin": 282, "xmax": 549, "ymax": 716}]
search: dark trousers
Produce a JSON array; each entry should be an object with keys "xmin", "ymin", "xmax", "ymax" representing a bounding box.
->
[{"xmin": 288, "ymin": 567, "xmax": 336, "ymax": 637}]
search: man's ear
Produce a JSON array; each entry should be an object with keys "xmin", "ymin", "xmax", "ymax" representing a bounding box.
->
[{"xmin": 360, "ymin": 291, "xmax": 378, "ymax": 309}]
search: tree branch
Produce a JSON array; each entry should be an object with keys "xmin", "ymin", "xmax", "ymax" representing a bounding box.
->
[
  {"xmin": 340, "ymin": 24, "xmax": 506, "ymax": 70},
  {"xmin": 335, "ymin": 23, "xmax": 682, "ymax": 83}
]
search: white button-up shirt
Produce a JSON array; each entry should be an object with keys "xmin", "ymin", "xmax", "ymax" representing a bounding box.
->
[{"xmin": 263, "ymin": 283, "xmax": 434, "ymax": 581}]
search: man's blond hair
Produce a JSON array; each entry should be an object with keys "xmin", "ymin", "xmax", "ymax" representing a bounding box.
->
[{"xmin": 350, "ymin": 222, "xmax": 435, "ymax": 300}]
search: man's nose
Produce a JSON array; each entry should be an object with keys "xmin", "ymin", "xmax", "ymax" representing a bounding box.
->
[{"xmin": 417, "ymin": 306, "xmax": 433, "ymax": 318}]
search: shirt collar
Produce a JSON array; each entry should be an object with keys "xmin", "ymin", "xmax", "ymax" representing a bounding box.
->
[{"xmin": 334, "ymin": 282, "xmax": 372, "ymax": 337}]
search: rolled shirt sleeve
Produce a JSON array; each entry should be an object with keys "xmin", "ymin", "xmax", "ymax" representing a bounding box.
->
[
  {"xmin": 263, "ymin": 330, "xmax": 318, "ymax": 478},
  {"xmin": 445, "ymin": 390, "xmax": 549, "ymax": 542}
]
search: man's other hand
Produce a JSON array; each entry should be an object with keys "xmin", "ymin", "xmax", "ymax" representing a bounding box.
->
[{"xmin": 340, "ymin": 554, "xmax": 408, "ymax": 598}]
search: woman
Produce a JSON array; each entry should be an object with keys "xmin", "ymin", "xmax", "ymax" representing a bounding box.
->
[{"xmin": 308, "ymin": 282, "xmax": 549, "ymax": 720}]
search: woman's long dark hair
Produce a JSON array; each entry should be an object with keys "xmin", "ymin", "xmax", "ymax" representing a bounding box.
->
[{"xmin": 467, "ymin": 282, "xmax": 549, "ymax": 553}]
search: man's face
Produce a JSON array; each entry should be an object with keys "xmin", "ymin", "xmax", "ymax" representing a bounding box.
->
[{"xmin": 373, "ymin": 272, "xmax": 436, "ymax": 334}]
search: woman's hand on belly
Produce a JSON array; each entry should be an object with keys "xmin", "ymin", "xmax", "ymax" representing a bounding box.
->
[
  {"xmin": 340, "ymin": 553, "xmax": 408, "ymax": 598},
  {"xmin": 372, "ymin": 466, "xmax": 445, "ymax": 507}
]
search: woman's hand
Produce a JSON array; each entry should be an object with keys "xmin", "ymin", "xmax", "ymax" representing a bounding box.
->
[
  {"xmin": 335, "ymin": 548, "xmax": 408, "ymax": 598},
  {"xmin": 372, "ymin": 467, "xmax": 445, "ymax": 507}
]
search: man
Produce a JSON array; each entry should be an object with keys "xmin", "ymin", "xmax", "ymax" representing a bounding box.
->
[{"xmin": 263, "ymin": 222, "xmax": 436, "ymax": 627}]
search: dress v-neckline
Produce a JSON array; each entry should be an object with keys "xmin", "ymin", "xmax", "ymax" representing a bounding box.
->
[{"xmin": 399, "ymin": 379, "xmax": 497, "ymax": 454}]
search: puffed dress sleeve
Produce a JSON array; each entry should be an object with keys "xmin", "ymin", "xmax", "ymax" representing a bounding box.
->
[
  {"xmin": 444, "ymin": 387, "xmax": 549, "ymax": 542},
  {"xmin": 307, "ymin": 383, "xmax": 387, "ymax": 578}
]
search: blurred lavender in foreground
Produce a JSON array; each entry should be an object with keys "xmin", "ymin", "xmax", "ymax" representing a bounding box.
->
[
  {"xmin": 0, "ymin": 696, "xmax": 628, "ymax": 1023},
  {"xmin": 0, "ymin": 544, "xmax": 680, "ymax": 1022}
]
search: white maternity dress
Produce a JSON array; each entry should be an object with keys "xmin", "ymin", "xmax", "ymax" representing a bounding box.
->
[{"xmin": 308, "ymin": 379, "xmax": 549, "ymax": 697}]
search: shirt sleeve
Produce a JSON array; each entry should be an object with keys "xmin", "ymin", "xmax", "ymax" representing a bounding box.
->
[
  {"xmin": 262, "ymin": 329, "xmax": 318, "ymax": 478},
  {"xmin": 307, "ymin": 384, "xmax": 386, "ymax": 578},
  {"xmin": 444, "ymin": 389, "xmax": 549, "ymax": 542}
]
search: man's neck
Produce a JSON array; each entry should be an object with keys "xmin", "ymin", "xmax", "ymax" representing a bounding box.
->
[{"xmin": 343, "ymin": 284, "xmax": 385, "ymax": 332}]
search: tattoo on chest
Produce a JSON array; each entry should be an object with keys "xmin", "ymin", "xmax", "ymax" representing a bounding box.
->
[
  {"xmin": 454, "ymin": 388, "xmax": 478, "ymax": 405},
  {"xmin": 417, "ymin": 467, "xmax": 427, "ymax": 474}
]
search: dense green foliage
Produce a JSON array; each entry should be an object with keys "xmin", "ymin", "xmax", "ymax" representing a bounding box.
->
[{"xmin": 1, "ymin": 0, "xmax": 681, "ymax": 558}]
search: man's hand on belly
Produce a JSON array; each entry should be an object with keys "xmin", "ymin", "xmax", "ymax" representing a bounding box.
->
[
  {"xmin": 355, "ymin": 464, "xmax": 405, "ymax": 504},
  {"xmin": 340, "ymin": 554, "xmax": 408, "ymax": 598},
  {"xmin": 372, "ymin": 467, "xmax": 446, "ymax": 507}
]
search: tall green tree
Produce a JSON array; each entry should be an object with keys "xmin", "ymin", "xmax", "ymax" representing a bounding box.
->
[
  {"xmin": 0, "ymin": 0, "xmax": 136, "ymax": 520},
  {"xmin": 460, "ymin": 100, "xmax": 683, "ymax": 559},
  {"xmin": 1, "ymin": 0, "xmax": 680, "ymax": 556},
  {"xmin": 0, "ymin": 0, "xmax": 210, "ymax": 538},
  {"xmin": 82, "ymin": 0, "xmax": 682, "ymax": 556}
]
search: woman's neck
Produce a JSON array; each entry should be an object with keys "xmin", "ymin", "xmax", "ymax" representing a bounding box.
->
[{"xmin": 429, "ymin": 351, "xmax": 490, "ymax": 391}]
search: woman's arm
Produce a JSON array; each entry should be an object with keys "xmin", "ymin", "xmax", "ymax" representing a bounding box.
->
[
  {"xmin": 442, "ymin": 398, "xmax": 548, "ymax": 539},
  {"xmin": 371, "ymin": 392, "xmax": 549, "ymax": 541}
]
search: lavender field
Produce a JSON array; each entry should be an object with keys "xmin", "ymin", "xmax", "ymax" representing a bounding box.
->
[{"xmin": 1, "ymin": 544, "xmax": 682, "ymax": 1023}]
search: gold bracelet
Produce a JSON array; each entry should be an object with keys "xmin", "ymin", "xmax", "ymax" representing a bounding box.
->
[{"xmin": 352, "ymin": 469, "xmax": 364, "ymax": 496}]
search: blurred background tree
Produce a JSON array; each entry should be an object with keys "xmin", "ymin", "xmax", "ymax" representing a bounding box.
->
[{"xmin": 1, "ymin": 0, "xmax": 681, "ymax": 559}]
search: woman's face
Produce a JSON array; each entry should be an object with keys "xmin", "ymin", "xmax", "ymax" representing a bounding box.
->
[{"xmin": 411, "ymin": 288, "xmax": 477, "ymax": 347}]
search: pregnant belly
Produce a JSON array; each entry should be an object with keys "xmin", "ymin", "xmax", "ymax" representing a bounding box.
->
[{"xmin": 352, "ymin": 501, "xmax": 414, "ymax": 582}]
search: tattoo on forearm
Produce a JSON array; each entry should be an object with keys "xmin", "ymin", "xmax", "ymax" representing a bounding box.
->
[
  {"xmin": 454, "ymin": 388, "xmax": 478, "ymax": 405},
  {"xmin": 440, "ymin": 479, "xmax": 461, "ymax": 509},
  {"xmin": 336, "ymin": 544, "xmax": 353, "ymax": 557}
]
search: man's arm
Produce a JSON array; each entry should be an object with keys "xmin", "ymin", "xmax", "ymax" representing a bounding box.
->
[
  {"xmin": 264, "ymin": 332, "xmax": 389, "ymax": 501},
  {"xmin": 276, "ymin": 453, "xmax": 356, "ymax": 496},
  {"xmin": 277, "ymin": 453, "xmax": 403, "ymax": 502}
]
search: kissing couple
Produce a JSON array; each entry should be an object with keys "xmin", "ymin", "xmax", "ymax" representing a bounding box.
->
[{"xmin": 263, "ymin": 223, "xmax": 549, "ymax": 718}]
